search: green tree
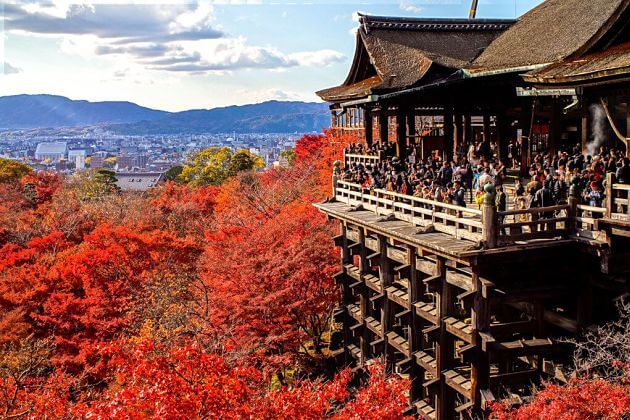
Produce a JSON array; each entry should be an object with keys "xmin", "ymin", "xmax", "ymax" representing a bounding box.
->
[
  {"xmin": 179, "ymin": 147, "xmax": 264, "ymax": 186},
  {"xmin": 0, "ymin": 158, "xmax": 32, "ymax": 184},
  {"xmin": 279, "ymin": 149, "xmax": 296, "ymax": 167},
  {"xmin": 69, "ymin": 169, "xmax": 120, "ymax": 201},
  {"xmin": 164, "ymin": 165, "xmax": 184, "ymax": 182}
]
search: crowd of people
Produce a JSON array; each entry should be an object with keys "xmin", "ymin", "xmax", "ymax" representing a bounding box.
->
[{"xmin": 341, "ymin": 142, "xmax": 630, "ymax": 215}]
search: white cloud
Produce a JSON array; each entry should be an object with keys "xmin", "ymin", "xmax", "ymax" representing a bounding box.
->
[
  {"xmin": 3, "ymin": 62, "xmax": 23, "ymax": 75},
  {"xmin": 400, "ymin": 1, "xmax": 423, "ymax": 14},
  {"xmin": 238, "ymin": 88, "xmax": 314, "ymax": 103},
  {"xmin": 7, "ymin": 2, "xmax": 345, "ymax": 75}
]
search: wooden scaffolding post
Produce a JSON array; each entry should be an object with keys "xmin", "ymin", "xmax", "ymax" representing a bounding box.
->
[
  {"xmin": 471, "ymin": 268, "xmax": 490, "ymax": 413},
  {"xmin": 378, "ymin": 235, "xmax": 395, "ymax": 374},
  {"xmin": 407, "ymin": 245, "xmax": 423, "ymax": 401},
  {"xmin": 340, "ymin": 222, "xmax": 352, "ymax": 365},
  {"xmin": 358, "ymin": 228, "xmax": 370, "ymax": 364},
  {"xmin": 435, "ymin": 256, "xmax": 455, "ymax": 418}
]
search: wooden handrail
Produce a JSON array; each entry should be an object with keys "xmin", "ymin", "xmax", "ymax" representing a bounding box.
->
[
  {"xmin": 576, "ymin": 204, "xmax": 606, "ymax": 213},
  {"xmin": 498, "ymin": 204, "xmax": 568, "ymax": 217},
  {"xmin": 336, "ymin": 181, "xmax": 483, "ymax": 216},
  {"xmin": 612, "ymin": 183, "xmax": 630, "ymax": 191},
  {"xmin": 344, "ymin": 153, "xmax": 380, "ymax": 160}
]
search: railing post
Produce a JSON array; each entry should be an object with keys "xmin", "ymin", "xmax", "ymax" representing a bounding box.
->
[
  {"xmin": 482, "ymin": 183, "xmax": 498, "ymax": 248},
  {"xmin": 332, "ymin": 160, "xmax": 341, "ymax": 200},
  {"xmin": 568, "ymin": 179, "xmax": 581, "ymax": 234},
  {"xmin": 606, "ymin": 172, "xmax": 615, "ymax": 218}
]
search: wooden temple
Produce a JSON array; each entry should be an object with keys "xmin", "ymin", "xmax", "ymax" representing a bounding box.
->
[{"xmin": 314, "ymin": 0, "xmax": 630, "ymax": 418}]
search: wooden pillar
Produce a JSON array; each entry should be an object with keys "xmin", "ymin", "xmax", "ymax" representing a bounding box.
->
[
  {"xmin": 365, "ymin": 108, "xmax": 373, "ymax": 148},
  {"xmin": 496, "ymin": 114, "xmax": 510, "ymax": 163},
  {"xmin": 407, "ymin": 109, "xmax": 416, "ymax": 154},
  {"xmin": 358, "ymin": 228, "xmax": 370, "ymax": 364},
  {"xmin": 341, "ymin": 222, "xmax": 352, "ymax": 365},
  {"xmin": 444, "ymin": 108, "xmax": 454, "ymax": 163},
  {"xmin": 520, "ymin": 101, "xmax": 534, "ymax": 177},
  {"xmin": 482, "ymin": 113, "xmax": 491, "ymax": 144},
  {"xmin": 435, "ymin": 257, "xmax": 455, "ymax": 419},
  {"xmin": 454, "ymin": 114, "xmax": 464, "ymax": 160},
  {"xmin": 626, "ymin": 98, "xmax": 630, "ymax": 157},
  {"xmin": 606, "ymin": 172, "xmax": 616, "ymax": 218},
  {"xmin": 581, "ymin": 114, "xmax": 589, "ymax": 156},
  {"xmin": 407, "ymin": 245, "xmax": 423, "ymax": 401},
  {"xmin": 482, "ymin": 185, "xmax": 499, "ymax": 249},
  {"xmin": 380, "ymin": 108, "xmax": 389, "ymax": 145},
  {"xmin": 549, "ymin": 100, "xmax": 562, "ymax": 156},
  {"xmin": 396, "ymin": 108, "xmax": 408, "ymax": 159},
  {"xmin": 471, "ymin": 268, "xmax": 490, "ymax": 414},
  {"xmin": 577, "ymin": 273, "xmax": 593, "ymax": 332},
  {"xmin": 379, "ymin": 235, "xmax": 394, "ymax": 374},
  {"xmin": 464, "ymin": 114, "xmax": 473, "ymax": 149}
]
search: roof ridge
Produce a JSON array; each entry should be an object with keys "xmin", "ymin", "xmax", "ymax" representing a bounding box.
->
[{"xmin": 358, "ymin": 13, "xmax": 515, "ymax": 33}]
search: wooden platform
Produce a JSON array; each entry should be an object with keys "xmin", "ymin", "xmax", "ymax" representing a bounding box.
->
[
  {"xmin": 316, "ymin": 201, "xmax": 575, "ymax": 259},
  {"xmin": 315, "ymin": 201, "xmax": 483, "ymax": 259}
]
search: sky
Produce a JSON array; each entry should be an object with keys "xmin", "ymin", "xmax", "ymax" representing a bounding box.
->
[{"xmin": 0, "ymin": 0, "xmax": 545, "ymax": 112}]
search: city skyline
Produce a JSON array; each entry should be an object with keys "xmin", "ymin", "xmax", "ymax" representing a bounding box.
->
[{"xmin": 1, "ymin": 0, "xmax": 544, "ymax": 112}]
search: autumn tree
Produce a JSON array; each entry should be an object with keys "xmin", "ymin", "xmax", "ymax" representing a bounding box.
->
[
  {"xmin": 179, "ymin": 147, "xmax": 264, "ymax": 186},
  {"xmin": 0, "ymin": 225, "xmax": 201, "ymax": 376},
  {"xmin": 198, "ymin": 202, "xmax": 338, "ymax": 374},
  {"xmin": 79, "ymin": 339, "xmax": 409, "ymax": 419},
  {"xmin": 0, "ymin": 158, "xmax": 32, "ymax": 184},
  {"xmin": 21, "ymin": 172, "xmax": 62, "ymax": 207}
]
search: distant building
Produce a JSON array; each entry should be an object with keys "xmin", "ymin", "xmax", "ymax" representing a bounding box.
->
[
  {"xmin": 90, "ymin": 156, "xmax": 105, "ymax": 169},
  {"xmin": 35, "ymin": 142, "xmax": 67, "ymax": 162},
  {"xmin": 117, "ymin": 155, "xmax": 134, "ymax": 170},
  {"xmin": 134, "ymin": 155, "xmax": 148, "ymax": 168},
  {"xmin": 115, "ymin": 172, "xmax": 165, "ymax": 192},
  {"xmin": 68, "ymin": 149, "xmax": 88, "ymax": 170}
]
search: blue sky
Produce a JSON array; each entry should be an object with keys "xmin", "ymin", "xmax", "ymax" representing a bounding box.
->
[{"xmin": 1, "ymin": 1, "xmax": 544, "ymax": 111}]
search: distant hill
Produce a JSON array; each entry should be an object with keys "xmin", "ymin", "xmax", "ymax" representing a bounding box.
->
[
  {"xmin": 106, "ymin": 101, "xmax": 330, "ymax": 134},
  {"xmin": 0, "ymin": 94, "xmax": 169, "ymax": 129},
  {"xmin": 0, "ymin": 95, "xmax": 330, "ymax": 134}
]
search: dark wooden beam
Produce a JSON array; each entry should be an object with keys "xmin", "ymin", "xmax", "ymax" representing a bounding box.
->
[
  {"xmin": 444, "ymin": 107, "xmax": 454, "ymax": 163},
  {"xmin": 397, "ymin": 108, "xmax": 408, "ymax": 159},
  {"xmin": 379, "ymin": 108, "xmax": 389, "ymax": 145},
  {"xmin": 365, "ymin": 108, "xmax": 373, "ymax": 147}
]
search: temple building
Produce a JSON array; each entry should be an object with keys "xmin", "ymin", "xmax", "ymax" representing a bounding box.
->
[{"xmin": 315, "ymin": 0, "xmax": 630, "ymax": 418}]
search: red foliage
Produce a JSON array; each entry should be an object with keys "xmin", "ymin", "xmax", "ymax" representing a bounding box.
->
[
  {"xmin": 20, "ymin": 172, "xmax": 62, "ymax": 206},
  {"xmin": 78, "ymin": 340, "xmax": 409, "ymax": 419},
  {"xmin": 491, "ymin": 377, "xmax": 630, "ymax": 420},
  {"xmin": 0, "ymin": 130, "xmax": 418, "ymax": 417},
  {"xmin": 0, "ymin": 225, "xmax": 201, "ymax": 375},
  {"xmin": 200, "ymin": 201, "xmax": 338, "ymax": 372}
]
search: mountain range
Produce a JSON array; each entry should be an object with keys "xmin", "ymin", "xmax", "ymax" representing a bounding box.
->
[{"xmin": 0, "ymin": 94, "xmax": 330, "ymax": 134}]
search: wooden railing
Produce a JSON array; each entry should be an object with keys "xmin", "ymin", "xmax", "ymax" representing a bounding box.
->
[
  {"xmin": 607, "ymin": 173, "xmax": 630, "ymax": 221},
  {"xmin": 575, "ymin": 204, "xmax": 606, "ymax": 230},
  {"xmin": 332, "ymin": 178, "xmax": 592, "ymax": 248},
  {"xmin": 343, "ymin": 152, "xmax": 382, "ymax": 168},
  {"xmin": 498, "ymin": 205, "xmax": 571, "ymax": 244},
  {"xmin": 335, "ymin": 180, "xmax": 484, "ymax": 242},
  {"xmin": 331, "ymin": 169, "xmax": 630, "ymax": 246}
]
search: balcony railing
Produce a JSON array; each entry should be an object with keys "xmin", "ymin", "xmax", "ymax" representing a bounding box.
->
[{"xmin": 343, "ymin": 152, "xmax": 382, "ymax": 168}]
